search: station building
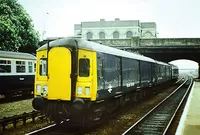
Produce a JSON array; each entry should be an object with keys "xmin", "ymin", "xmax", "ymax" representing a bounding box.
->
[{"xmin": 74, "ymin": 18, "xmax": 157, "ymax": 39}]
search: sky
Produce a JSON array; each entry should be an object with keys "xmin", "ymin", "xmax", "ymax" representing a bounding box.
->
[
  {"xmin": 18, "ymin": 0, "xmax": 199, "ymax": 69},
  {"xmin": 18, "ymin": 0, "xmax": 200, "ymax": 39},
  {"xmin": 170, "ymin": 60, "xmax": 198, "ymax": 70}
]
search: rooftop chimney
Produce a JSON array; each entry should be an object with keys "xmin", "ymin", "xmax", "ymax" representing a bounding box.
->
[{"xmin": 115, "ymin": 18, "xmax": 120, "ymax": 21}]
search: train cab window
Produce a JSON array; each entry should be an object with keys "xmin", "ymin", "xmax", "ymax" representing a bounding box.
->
[
  {"xmin": 0, "ymin": 60, "xmax": 11, "ymax": 73},
  {"xmin": 16, "ymin": 61, "xmax": 25, "ymax": 73},
  {"xmin": 79, "ymin": 58, "xmax": 90, "ymax": 77},
  {"xmin": 39, "ymin": 58, "xmax": 47, "ymax": 76},
  {"xmin": 28, "ymin": 62, "xmax": 33, "ymax": 73}
]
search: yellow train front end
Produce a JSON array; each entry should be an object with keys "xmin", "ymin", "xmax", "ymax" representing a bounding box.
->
[{"xmin": 32, "ymin": 44, "xmax": 97, "ymax": 122}]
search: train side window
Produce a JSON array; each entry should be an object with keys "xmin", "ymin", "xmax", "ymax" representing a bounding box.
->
[
  {"xmin": 79, "ymin": 58, "xmax": 90, "ymax": 77},
  {"xmin": 34, "ymin": 63, "xmax": 36, "ymax": 72},
  {"xmin": 0, "ymin": 60, "xmax": 11, "ymax": 73},
  {"xmin": 158, "ymin": 66, "xmax": 161, "ymax": 75},
  {"xmin": 39, "ymin": 58, "xmax": 47, "ymax": 76},
  {"xmin": 28, "ymin": 62, "xmax": 33, "ymax": 73},
  {"xmin": 99, "ymin": 60, "xmax": 103, "ymax": 78},
  {"xmin": 16, "ymin": 61, "xmax": 26, "ymax": 73}
]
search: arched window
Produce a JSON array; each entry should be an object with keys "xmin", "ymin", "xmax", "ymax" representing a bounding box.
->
[
  {"xmin": 99, "ymin": 32, "xmax": 105, "ymax": 39},
  {"xmin": 87, "ymin": 32, "xmax": 93, "ymax": 39},
  {"xmin": 143, "ymin": 31, "xmax": 153, "ymax": 38},
  {"xmin": 126, "ymin": 31, "xmax": 133, "ymax": 38},
  {"xmin": 113, "ymin": 31, "xmax": 119, "ymax": 39}
]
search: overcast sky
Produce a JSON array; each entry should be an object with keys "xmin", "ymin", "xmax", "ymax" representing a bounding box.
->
[
  {"xmin": 18, "ymin": 0, "xmax": 199, "ymax": 69},
  {"xmin": 18, "ymin": 0, "xmax": 200, "ymax": 39}
]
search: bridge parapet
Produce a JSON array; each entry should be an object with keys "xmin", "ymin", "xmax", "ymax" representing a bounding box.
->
[
  {"xmin": 91, "ymin": 39, "xmax": 132, "ymax": 46},
  {"xmin": 91, "ymin": 38, "xmax": 200, "ymax": 47},
  {"xmin": 140, "ymin": 38, "xmax": 200, "ymax": 46}
]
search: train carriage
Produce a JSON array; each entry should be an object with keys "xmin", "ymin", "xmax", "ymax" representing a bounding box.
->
[
  {"xmin": 0, "ymin": 51, "xmax": 36, "ymax": 97},
  {"xmin": 155, "ymin": 61, "xmax": 172, "ymax": 84},
  {"xmin": 171, "ymin": 64, "xmax": 179, "ymax": 80},
  {"xmin": 32, "ymin": 37, "xmax": 178, "ymax": 125}
]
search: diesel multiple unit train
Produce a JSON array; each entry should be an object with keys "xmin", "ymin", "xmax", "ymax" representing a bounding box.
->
[
  {"xmin": 32, "ymin": 37, "xmax": 179, "ymax": 126},
  {"xmin": 0, "ymin": 51, "xmax": 35, "ymax": 97}
]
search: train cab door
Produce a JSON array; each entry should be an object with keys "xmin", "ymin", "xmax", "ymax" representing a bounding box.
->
[
  {"xmin": 48, "ymin": 47, "xmax": 71, "ymax": 100},
  {"xmin": 96, "ymin": 53, "xmax": 105, "ymax": 97},
  {"xmin": 98, "ymin": 58, "xmax": 104, "ymax": 86}
]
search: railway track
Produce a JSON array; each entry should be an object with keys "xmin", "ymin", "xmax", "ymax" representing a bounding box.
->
[
  {"xmin": 0, "ymin": 110, "xmax": 45, "ymax": 132},
  {"xmin": 122, "ymin": 75, "xmax": 193, "ymax": 135}
]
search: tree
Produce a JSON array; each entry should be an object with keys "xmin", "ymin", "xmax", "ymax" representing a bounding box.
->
[{"xmin": 0, "ymin": 0, "xmax": 39, "ymax": 53}]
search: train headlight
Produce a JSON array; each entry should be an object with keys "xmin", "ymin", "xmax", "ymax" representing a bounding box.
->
[
  {"xmin": 42, "ymin": 85, "xmax": 48, "ymax": 96},
  {"xmin": 43, "ymin": 85, "xmax": 48, "ymax": 91},
  {"xmin": 85, "ymin": 87, "xmax": 90, "ymax": 96},
  {"xmin": 77, "ymin": 86, "xmax": 82, "ymax": 95},
  {"xmin": 36, "ymin": 85, "xmax": 41, "ymax": 93}
]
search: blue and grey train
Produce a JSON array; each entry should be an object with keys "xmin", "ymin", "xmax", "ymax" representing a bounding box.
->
[
  {"xmin": 32, "ymin": 37, "xmax": 179, "ymax": 126},
  {"xmin": 0, "ymin": 51, "xmax": 36, "ymax": 97}
]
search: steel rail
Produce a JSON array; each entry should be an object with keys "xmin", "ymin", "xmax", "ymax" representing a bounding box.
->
[
  {"xmin": 25, "ymin": 120, "xmax": 83, "ymax": 135},
  {"xmin": 25, "ymin": 123, "xmax": 56, "ymax": 135},
  {"xmin": 162, "ymin": 76, "xmax": 193, "ymax": 134},
  {"xmin": 175, "ymin": 76, "xmax": 184, "ymax": 84}
]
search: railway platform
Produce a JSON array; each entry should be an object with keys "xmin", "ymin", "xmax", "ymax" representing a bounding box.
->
[{"xmin": 176, "ymin": 79, "xmax": 200, "ymax": 135}]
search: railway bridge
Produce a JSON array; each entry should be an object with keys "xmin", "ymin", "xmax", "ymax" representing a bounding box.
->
[{"xmin": 91, "ymin": 38, "xmax": 200, "ymax": 78}]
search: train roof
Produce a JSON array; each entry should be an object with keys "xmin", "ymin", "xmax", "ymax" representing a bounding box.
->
[
  {"xmin": 38, "ymin": 37, "xmax": 156, "ymax": 63},
  {"xmin": 169, "ymin": 63, "xmax": 179, "ymax": 69},
  {"xmin": 0, "ymin": 51, "xmax": 36, "ymax": 60},
  {"xmin": 156, "ymin": 61, "xmax": 170, "ymax": 66}
]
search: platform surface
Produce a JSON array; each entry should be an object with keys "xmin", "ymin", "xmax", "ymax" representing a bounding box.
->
[{"xmin": 176, "ymin": 81, "xmax": 200, "ymax": 135}]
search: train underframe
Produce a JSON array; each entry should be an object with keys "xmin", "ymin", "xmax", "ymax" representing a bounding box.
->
[
  {"xmin": 0, "ymin": 87, "xmax": 33, "ymax": 99},
  {"xmin": 33, "ymin": 80, "xmax": 175, "ymax": 128},
  {"xmin": 0, "ymin": 75, "xmax": 34, "ymax": 98}
]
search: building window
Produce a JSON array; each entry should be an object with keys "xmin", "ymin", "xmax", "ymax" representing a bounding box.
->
[
  {"xmin": 143, "ymin": 31, "xmax": 153, "ymax": 38},
  {"xmin": 126, "ymin": 31, "xmax": 133, "ymax": 38},
  {"xmin": 87, "ymin": 32, "xmax": 93, "ymax": 39},
  {"xmin": 113, "ymin": 31, "xmax": 119, "ymax": 39},
  {"xmin": 99, "ymin": 32, "xmax": 105, "ymax": 39},
  {"xmin": 16, "ymin": 61, "xmax": 25, "ymax": 73}
]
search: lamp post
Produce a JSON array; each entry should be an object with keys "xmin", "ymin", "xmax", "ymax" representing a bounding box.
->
[{"xmin": 42, "ymin": 12, "xmax": 49, "ymax": 40}]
